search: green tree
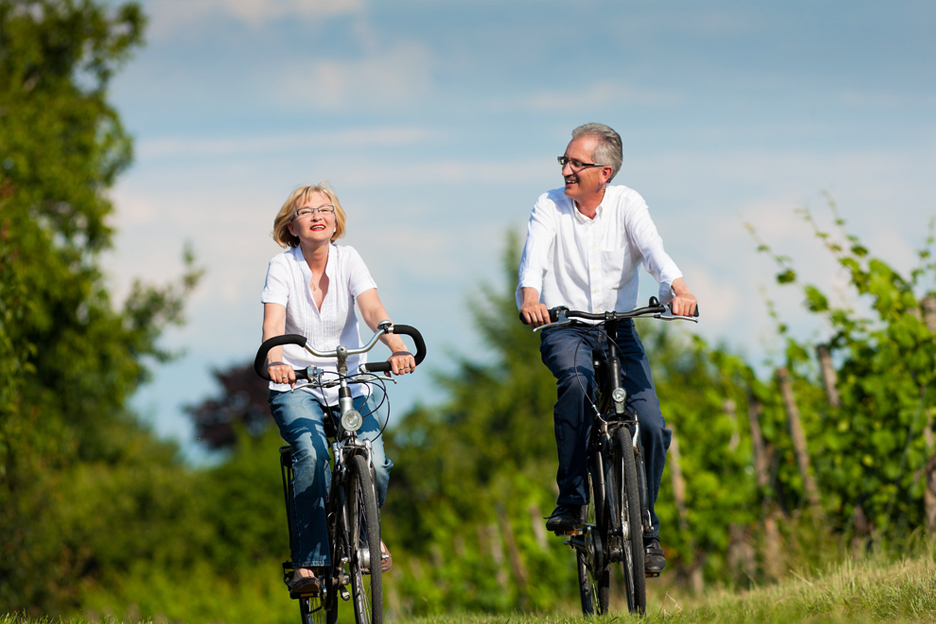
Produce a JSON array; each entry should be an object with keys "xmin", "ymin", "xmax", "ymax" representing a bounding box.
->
[{"xmin": 0, "ymin": 0, "xmax": 202, "ymax": 613}]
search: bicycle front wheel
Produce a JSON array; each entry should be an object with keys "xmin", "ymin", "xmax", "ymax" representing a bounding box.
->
[
  {"xmin": 577, "ymin": 466, "xmax": 610, "ymax": 615},
  {"xmin": 346, "ymin": 454, "xmax": 383, "ymax": 624},
  {"xmin": 299, "ymin": 591, "xmax": 336, "ymax": 624},
  {"xmin": 612, "ymin": 426, "xmax": 646, "ymax": 614}
]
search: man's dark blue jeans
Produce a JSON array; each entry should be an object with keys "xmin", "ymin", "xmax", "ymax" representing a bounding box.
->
[{"xmin": 539, "ymin": 320, "xmax": 672, "ymax": 538}]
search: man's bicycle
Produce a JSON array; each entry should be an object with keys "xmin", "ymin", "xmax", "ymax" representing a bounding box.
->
[
  {"xmin": 525, "ymin": 297, "xmax": 697, "ymax": 615},
  {"xmin": 254, "ymin": 321, "xmax": 426, "ymax": 624}
]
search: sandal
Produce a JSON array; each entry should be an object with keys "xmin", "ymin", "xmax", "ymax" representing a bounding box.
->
[
  {"xmin": 289, "ymin": 570, "xmax": 321, "ymax": 595},
  {"xmin": 380, "ymin": 540, "xmax": 393, "ymax": 573}
]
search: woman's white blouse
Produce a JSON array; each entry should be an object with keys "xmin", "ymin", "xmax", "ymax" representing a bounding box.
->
[{"xmin": 262, "ymin": 244, "xmax": 377, "ymax": 405}]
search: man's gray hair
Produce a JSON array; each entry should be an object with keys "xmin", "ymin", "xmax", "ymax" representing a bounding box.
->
[{"xmin": 571, "ymin": 123, "xmax": 623, "ymax": 181}]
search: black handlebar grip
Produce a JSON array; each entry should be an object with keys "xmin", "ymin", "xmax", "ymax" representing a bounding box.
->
[
  {"xmin": 361, "ymin": 324, "xmax": 428, "ymax": 373},
  {"xmin": 254, "ymin": 334, "xmax": 308, "ymax": 381},
  {"xmin": 518, "ymin": 309, "xmax": 560, "ymax": 325}
]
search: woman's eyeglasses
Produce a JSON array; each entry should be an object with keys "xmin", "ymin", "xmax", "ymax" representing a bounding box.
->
[{"xmin": 293, "ymin": 205, "xmax": 335, "ymax": 220}]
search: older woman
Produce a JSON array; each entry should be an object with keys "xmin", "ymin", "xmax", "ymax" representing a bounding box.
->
[{"xmin": 261, "ymin": 182, "xmax": 415, "ymax": 594}]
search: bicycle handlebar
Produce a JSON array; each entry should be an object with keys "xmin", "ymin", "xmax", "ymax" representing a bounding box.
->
[
  {"xmin": 519, "ymin": 297, "xmax": 699, "ymax": 330},
  {"xmin": 253, "ymin": 323, "xmax": 427, "ymax": 381}
]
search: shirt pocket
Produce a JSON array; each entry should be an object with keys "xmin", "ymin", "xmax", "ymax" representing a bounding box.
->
[{"xmin": 600, "ymin": 248, "xmax": 629, "ymax": 290}]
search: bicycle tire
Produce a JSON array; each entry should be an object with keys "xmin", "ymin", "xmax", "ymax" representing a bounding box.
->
[
  {"xmin": 346, "ymin": 454, "xmax": 383, "ymax": 624},
  {"xmin": 577, "ymin": 467, "xmax": 610, "ymax": 615},
  {"xmin": 612, "ymin": 426, "xmax": 646, "ymax": 614},
  {"xmin": 299, "ymin": 591, "xmax": 336, "ymax": 624}
]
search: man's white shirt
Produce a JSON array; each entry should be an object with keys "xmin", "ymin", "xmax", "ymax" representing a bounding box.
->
[{"xmin": 517, "ymin": 185, "xmax": 682, "ymax": 314}]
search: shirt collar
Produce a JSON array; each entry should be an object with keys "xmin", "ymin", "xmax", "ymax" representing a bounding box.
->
[
  {"xmin": 291, "ymin": 244, "xmax": 333, "ymax": 277},
  {"xmin": 571, "ymin": 199, "xmax": 604, "ymax": 223}
]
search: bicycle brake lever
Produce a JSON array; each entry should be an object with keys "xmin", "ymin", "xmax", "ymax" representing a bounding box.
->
[
  {"xmin": 533, "ymin": 315, "xmax": 573, "ymax": 332},
  {"xmin": 655, "ymin": 309, "xmax": 699, "ymax": 323},
  {"xmin": 352, "ymin": 371, "xmax": 398, "ymax": 384}
]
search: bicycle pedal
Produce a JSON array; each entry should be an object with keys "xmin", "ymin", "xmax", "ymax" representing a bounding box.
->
[
  {"xmin": 340, "ymin": 587, "xmax": 351, "ymax": 601},
  {"xmin": 554, "ymin": 531, "xmax": 580, "ymax": 538},
  {"xmin": 645, "ymin": 572, "xmax": 660, "ymax": 578}
]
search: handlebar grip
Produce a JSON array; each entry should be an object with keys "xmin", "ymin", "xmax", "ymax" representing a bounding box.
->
[
  {"xmin": 361, "ymin": 324, "xmax": 428, "ymax": 373},
  {"xmin": 518, "ymin": 309, "xmax": 560, "ymax": 325},
  {"xmin": 254, "ymin": 334, "xmax": 308, "ymax": 381}
]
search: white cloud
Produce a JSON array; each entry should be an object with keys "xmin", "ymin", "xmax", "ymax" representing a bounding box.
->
[
  {"xmin": 495, "ymin": 81, "xmax": 681, "ymax": 113},
  {"xmin": 277, "ymin": 42, "xmax": 435, "ymax": 110},
  {"xmin": 137, "ymin": 126, "xmax": 440, "ymax": 159},
  {"xmin": 143, "ymin": 0, "xmax": 364, "ymax": 38}
]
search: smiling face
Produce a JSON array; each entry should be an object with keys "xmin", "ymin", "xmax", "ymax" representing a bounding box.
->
[
  {"xmin": 561, "ymin": 134, "xmax": 613, "ymax": 205},
  {"xmin": 287, "ymin": 192, "xmax": 336, "ymax": 246}
]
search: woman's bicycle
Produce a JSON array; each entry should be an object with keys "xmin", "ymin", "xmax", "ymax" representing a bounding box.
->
[
  {"xmin": 254, "ymin": 320, "xmax": 426, "ymax": 624},
  {"xmin": 525, "ymin": 297, "xmax": 697, "ymax": 616}
]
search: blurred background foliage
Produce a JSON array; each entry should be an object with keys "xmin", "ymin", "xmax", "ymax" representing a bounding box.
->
[{"xmin": 3, "ymin": 1, "xmax": 936, "ymax": 622}]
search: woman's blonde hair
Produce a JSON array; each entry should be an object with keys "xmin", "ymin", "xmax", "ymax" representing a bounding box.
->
[{"xmin": 272, "ymin": 182, "xmax": 347, "ymax": 248}]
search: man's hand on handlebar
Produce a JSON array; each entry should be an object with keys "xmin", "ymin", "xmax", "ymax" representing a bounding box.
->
[
  {"xmin": 669, "ymin": 278, "xmax": 698, "ymax": 317},
  {"xmin": 668, "ymin": 294, "xmax": 697, "ymax": 317},
  {"xmin": 520, "ymin": 287, "xmax": 551, "ymax": 328},
  {"xmin": 520, "ymin": 301, "xmax": 551, "ymax": 328}
]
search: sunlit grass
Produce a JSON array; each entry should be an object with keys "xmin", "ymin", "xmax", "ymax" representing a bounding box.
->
[{"xmin": 4, "ymin": 547, "xmax": 935, "ymax": 624}]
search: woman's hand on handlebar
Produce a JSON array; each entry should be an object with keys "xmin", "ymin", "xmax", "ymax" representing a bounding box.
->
[
  {"xmin": 267, "ymin": 361, "xmax": 296, "ymax": 387},
  {"xmin": 388, "ymin": 350, "xmax": 416, "ymax": 376}
]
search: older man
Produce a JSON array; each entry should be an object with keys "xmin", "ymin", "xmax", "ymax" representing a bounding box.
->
[{"xmin": 517, "ymin": 123, "xmax": 697, "ymax": 574}]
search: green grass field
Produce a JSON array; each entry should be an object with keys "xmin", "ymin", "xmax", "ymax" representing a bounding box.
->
[{"xmin": 4, "ymin": 547, "xmax": 935, "ymax": 624}]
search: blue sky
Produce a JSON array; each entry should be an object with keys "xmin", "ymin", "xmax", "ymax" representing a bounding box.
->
[{"xmin": 102, "ymin": 0, "xmax": 936, "ymax": 460}]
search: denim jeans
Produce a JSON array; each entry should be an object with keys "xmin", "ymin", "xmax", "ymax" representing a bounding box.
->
[
  {"xmin": 539, "ymin": 321, "xmax": 672, "ymax": 538},
  {"xmin": 269, "ymin": 390, "xmax": 392, "ymax": 567}
]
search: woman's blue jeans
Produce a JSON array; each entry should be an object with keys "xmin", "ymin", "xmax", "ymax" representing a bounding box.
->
[
  {"xmin": 539, "ymin": 321, "xmax": 672, "ymax": 538},
  {"xmin": 269, "ymin": 390, "xmax": 392, "ymax": 567}
]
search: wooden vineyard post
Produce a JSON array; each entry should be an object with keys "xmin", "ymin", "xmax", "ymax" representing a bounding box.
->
[
  {"xmin": 921, "ymin": 295, "xmax": 936, "ymax": 535},
  {"xmin": 747, "ymin": 392, "xmax": 783, "ymax": 580},
  {"xmin": 669, "ymin": 426, "xmax": 703, "ymax": 592},
  {"xmin": 776, "ymin": 366, "xmax": 824, "ymax": 518},
  {"xmin": 816, "ymin": 344, "xmax": 841, "ymax": 409}
]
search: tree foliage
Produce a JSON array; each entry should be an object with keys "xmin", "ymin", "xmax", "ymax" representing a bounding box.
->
[
  {"xmin": 0, "ymin": 0, "xmax": 202, "ymax": 613},
  {"xmin": 751, "ymin": 201, "xmax": 936, "ymax": 535},
  {"xmin": 3, "ymin": 3, "xmax": 935, "ymax": 619}
]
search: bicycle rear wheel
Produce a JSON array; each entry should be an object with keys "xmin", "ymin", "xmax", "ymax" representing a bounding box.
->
[
  {"xmin": 577, "ymin": 461, "xmax": 610, "ymax": 615},
  {"xmin": 346, "ymin": 454, "xmax": 383, "ymax": 624},
  {"xmin": 612, "ymin": 426, "xmax": 646, "ymax": 614}
]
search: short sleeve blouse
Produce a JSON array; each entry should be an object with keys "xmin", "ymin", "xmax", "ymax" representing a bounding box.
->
[{"xmin": 261, "ymin": 244, "xmax": 378, "ymax": 405}]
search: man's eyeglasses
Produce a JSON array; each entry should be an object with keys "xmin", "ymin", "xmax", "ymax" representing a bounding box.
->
[
  {"xmin": 293, "ymin": 205, "xmax": 336, "ymax": 220},
  {"xmin": 557, "ymin": 156, "xmax": 607, "ymax": 171}
]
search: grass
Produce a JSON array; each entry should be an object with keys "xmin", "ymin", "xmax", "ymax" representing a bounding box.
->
[{"xmin": 3, "ymin": 547, "xmax": 935, "ymax": 624}]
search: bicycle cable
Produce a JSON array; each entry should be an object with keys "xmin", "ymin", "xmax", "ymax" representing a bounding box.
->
[{"xmin": 570, "ymin": 322, "xmax": 633, "ymax": 418}]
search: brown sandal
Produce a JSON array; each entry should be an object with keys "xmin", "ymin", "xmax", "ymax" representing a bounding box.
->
[
  {"xmin": 380, "ymin": 540, "xmax": 393, "ymax": 573},
  {"xmin": 290, "ymin": 570, "xmax": 321, "ymax": 595}
]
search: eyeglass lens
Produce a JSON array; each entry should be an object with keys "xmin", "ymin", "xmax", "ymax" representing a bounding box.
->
[{"xmin": 295, "ymin": 205, "xmax": 335, "ymax": 218}]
